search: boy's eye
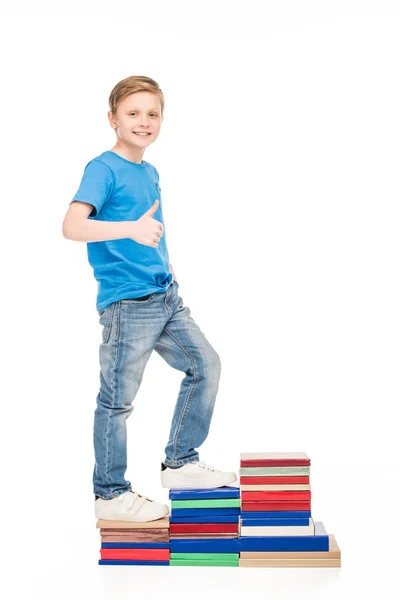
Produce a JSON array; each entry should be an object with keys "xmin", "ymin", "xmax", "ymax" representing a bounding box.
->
[{"xmin": 129, "ymin": 112, "xmax": 158, "ymax": 117}]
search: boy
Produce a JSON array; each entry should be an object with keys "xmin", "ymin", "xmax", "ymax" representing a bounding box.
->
[{"xmin": 62, "ymin": 75, "xmax": 237, "ymax": 522}]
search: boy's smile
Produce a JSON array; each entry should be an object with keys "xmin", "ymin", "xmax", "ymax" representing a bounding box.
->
[{"xmin": 108, "ymin": 91, "xmax": 163, "ymax": 163}]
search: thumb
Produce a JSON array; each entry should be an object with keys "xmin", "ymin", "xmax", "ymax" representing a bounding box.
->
[{"xmin": 144, "ymin": 199, "xmax": 159, "ymax": 217}]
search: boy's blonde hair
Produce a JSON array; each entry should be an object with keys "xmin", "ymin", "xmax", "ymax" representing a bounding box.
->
[{"xmin": 109, "ymin": 75, "xmax": 165, "ymax": 116}]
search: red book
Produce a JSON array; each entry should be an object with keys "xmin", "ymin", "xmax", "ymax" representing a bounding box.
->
[
  {"xmin": 241, "ymin": 491, "xmax": 311, "ymax": 501},
  {"xmin": 241, "ymin": 501, "xmax": 311, "ymax": 512},
  {"xmin": 240, "ymin": 452, "xmax": 311, "ymax": 467},
  {"xmin": 170, "ymin": 523, "xmax": 238, "ymax": 534},
  {"xmin": 240, "ymin": 476, "xmax": 310, "ymax": 485},
  {"xmin": 240, "ymin": 459, "xmax": 310, "ymax": 467},
  {"xmin": 170, "ymin": 533, "xmax": 238, "ymax": 539},
  {"xmin": 100, "ymin": 548, "xmax": 170, "ymax": 561}
]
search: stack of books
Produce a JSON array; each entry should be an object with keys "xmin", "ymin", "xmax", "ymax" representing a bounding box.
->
[
  {"xmin": 96, "ymin": 517, "xmax": 170, "ymax": 566},
  {"xmin": 169, "ymin": 486, "xmax": 240, "ymax": 566},
  {"xmin": 95, "ymin": 452, "xmax": 341, "ymax": 568},
  {"xmin": 239, "ymin": 452, "xmax": 341, "ymax": 567}
]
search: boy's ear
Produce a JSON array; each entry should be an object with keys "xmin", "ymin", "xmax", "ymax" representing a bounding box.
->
[{"xmin": 107, "ymin": 111, "xmax": 116, "ymax": 129}]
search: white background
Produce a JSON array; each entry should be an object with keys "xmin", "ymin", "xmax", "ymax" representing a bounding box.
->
[{"xmin": 1, "ymin": 1, "xmax": 399, "ymax": 598}]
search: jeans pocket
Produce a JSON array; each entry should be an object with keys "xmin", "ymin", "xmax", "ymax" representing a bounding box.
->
[{"xmin": 98, "ymin": 303, "xmax": 116, "ymax": 344}]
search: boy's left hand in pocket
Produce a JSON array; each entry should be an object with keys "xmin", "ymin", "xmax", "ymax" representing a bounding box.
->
[{"xmin": 169, "ymin": 262, "xmax": 178, "ymax": 283}]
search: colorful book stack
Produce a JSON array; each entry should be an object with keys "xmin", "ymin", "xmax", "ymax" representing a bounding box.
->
[
  {"xmin": 239, "ymin": 452, "xmax": 341, "ymax": 567},
  {"xmin": 169, "ymin": 486, "xmax": 241, "ymax": 566},
  {"xmin": 96, "ymin": 517, "xmax": 170, "ymax": 566},
  {"xmin": 95, "ymin": 452, "xmax": 341, "ymax": 567}
]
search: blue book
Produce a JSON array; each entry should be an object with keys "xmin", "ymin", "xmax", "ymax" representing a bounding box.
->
[
  {"xmin": 170, "ymin": 538, "xmax": 240, "ymax": 553},
  {"xmin": 170, "ymin": 515, "xmax": 239, "ymax": 524},
  {"xmin": 99, "ymin": 560, "xmax": 169, "ymax": 566},
  {"xmin": 239, "ymin": 521, "xmax": 329, "ymax": 552},
  {"xmin": 240, "ymin": 518, "xmax": 310, "ymax": 527},
  {"xmin": 241, "ymin": 511, "xmax": 312, "ymax": 519},
  {"xmin": 101, "ymin": 542, "xmax": 170, "ymax": 549},
  {"xmin": 171, "ymin": 508, "xmax": 240, "ymax": 517},
  {"xmin": 169, "ymin": 486, "xmax": 240, "ymax": 500}
]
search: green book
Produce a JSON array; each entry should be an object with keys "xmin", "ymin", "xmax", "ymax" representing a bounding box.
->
[
  {"xmin": 240, "ymin": 466, "xmax": 310, "ymax": 476},
  {"xmin": 171, "ymin": 498, "xmax": 241, "ymax": 509},
  {"xmin": 170, "ymin": 559, "xmax": 239, "ymax": 567},
  {"xmin": 170, "ymin": 553, "xmax": 239, "ymax": 560}
]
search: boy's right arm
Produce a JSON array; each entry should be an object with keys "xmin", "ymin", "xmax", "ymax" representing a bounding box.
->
[{"xmin": 62, "ymin": 199, "xmax": 163, "ymax": 247}]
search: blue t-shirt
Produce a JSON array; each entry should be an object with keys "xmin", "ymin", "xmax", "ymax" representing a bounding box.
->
[{"xmin": 70, "ymin": 150, "xmax": 172, "ymax": 310}]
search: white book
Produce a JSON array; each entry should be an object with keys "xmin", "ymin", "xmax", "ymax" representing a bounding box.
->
[
  {"xmin": 240, "ymin": 518, "xmax": 315, "ymax": 537},
  {"xmin": 240, "ymin": 452, "xmax": 309, "ymax": 460}
]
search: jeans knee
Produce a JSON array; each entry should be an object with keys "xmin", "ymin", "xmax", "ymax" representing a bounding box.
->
[
  {"xmin": 97, "ymin": 387, "xmax": 135, "ymax": 414},
  {"xmin": 206, "ymin": 349, "xmax": 221, "ymax": 382}
]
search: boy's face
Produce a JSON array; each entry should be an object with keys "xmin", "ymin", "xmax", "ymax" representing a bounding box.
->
[{"xmin": 108, "ymin": 91, "xmax": 163, "ymax": 149}]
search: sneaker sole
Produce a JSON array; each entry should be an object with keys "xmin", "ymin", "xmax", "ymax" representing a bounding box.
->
[
  {"xmin": 161, "ymin": 473, "xmax": 237, "ymax": 490},
  {"xmin": 95, "ymin": 506, "xmax": 170, "ymax": 522}
]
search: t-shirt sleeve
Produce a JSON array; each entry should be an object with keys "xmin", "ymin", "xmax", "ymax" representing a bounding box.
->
[{"xmin": 70, "ymin": 159, "xmax": 114, "ymax": 217}]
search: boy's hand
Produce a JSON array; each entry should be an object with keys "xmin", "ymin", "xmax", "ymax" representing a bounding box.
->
[{"xmin": 130, "ymin": 199, "xmax": 164, "ymax": 248}]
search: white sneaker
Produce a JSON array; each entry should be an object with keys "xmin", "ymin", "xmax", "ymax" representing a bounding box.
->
[
  {"xmin": 95, "ymin": 490, "xmax": 169, "ymax": 522},
  {"xmin": 161, "ymin": 460, "xmax": 237, "ymax": 489}
]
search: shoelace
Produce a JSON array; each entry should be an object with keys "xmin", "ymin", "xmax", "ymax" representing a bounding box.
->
[{"xmin": 194, "ymin": 460, "xmax": 218, "ymax": 472}]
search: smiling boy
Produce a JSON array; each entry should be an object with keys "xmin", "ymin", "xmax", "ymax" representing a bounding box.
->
[{"xmin": 62, "ymin": 75, "xmax": 237, "ymax": 522}]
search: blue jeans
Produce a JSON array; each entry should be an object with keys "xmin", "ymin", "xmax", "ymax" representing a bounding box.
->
[{"xmin": 93, "ymin": 280, "xmax": 222, "ymax": 499}]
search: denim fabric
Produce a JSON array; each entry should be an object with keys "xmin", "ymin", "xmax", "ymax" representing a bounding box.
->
[{"xmin": 93, "ymin": 280, "xmax": 222, "ymax": 499}]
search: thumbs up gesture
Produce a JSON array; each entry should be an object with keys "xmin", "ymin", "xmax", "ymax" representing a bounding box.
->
[{"xmin": 130, "ymin": 199, "xmax": 164, "ymax": 247}]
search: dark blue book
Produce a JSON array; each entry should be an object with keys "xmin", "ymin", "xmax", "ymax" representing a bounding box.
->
[
  {"xmin": 170, "ymin": 515, "xmax": 239, "ymax": 524},
  {"xmin": 169, "ymin": 486, "xmax": 240, "ymax": 500},
  {"xmin": 99, "ymin": 560, "xmax": 169, "ymax": 566},
  {"xmin": 240, "ymin": 518, "xmax": 310, "ymax": 527},
  {"xmin": 239, "ymin": 521, "xmax": 329, "ymax": 552},
  {"xmin": 101, "ymin": 542, "xmax": 170, "ymax": 549},
  {"xmin": 241, "ymin": 511, "xmax": 311, "ymax": 519},
  {"xmin": 171, "ymin": 507, "xmax": 240, "ymax": 517},
  {"xmin": 170, "ymin": 538, "xmax": 240, "ymax": 553}
]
